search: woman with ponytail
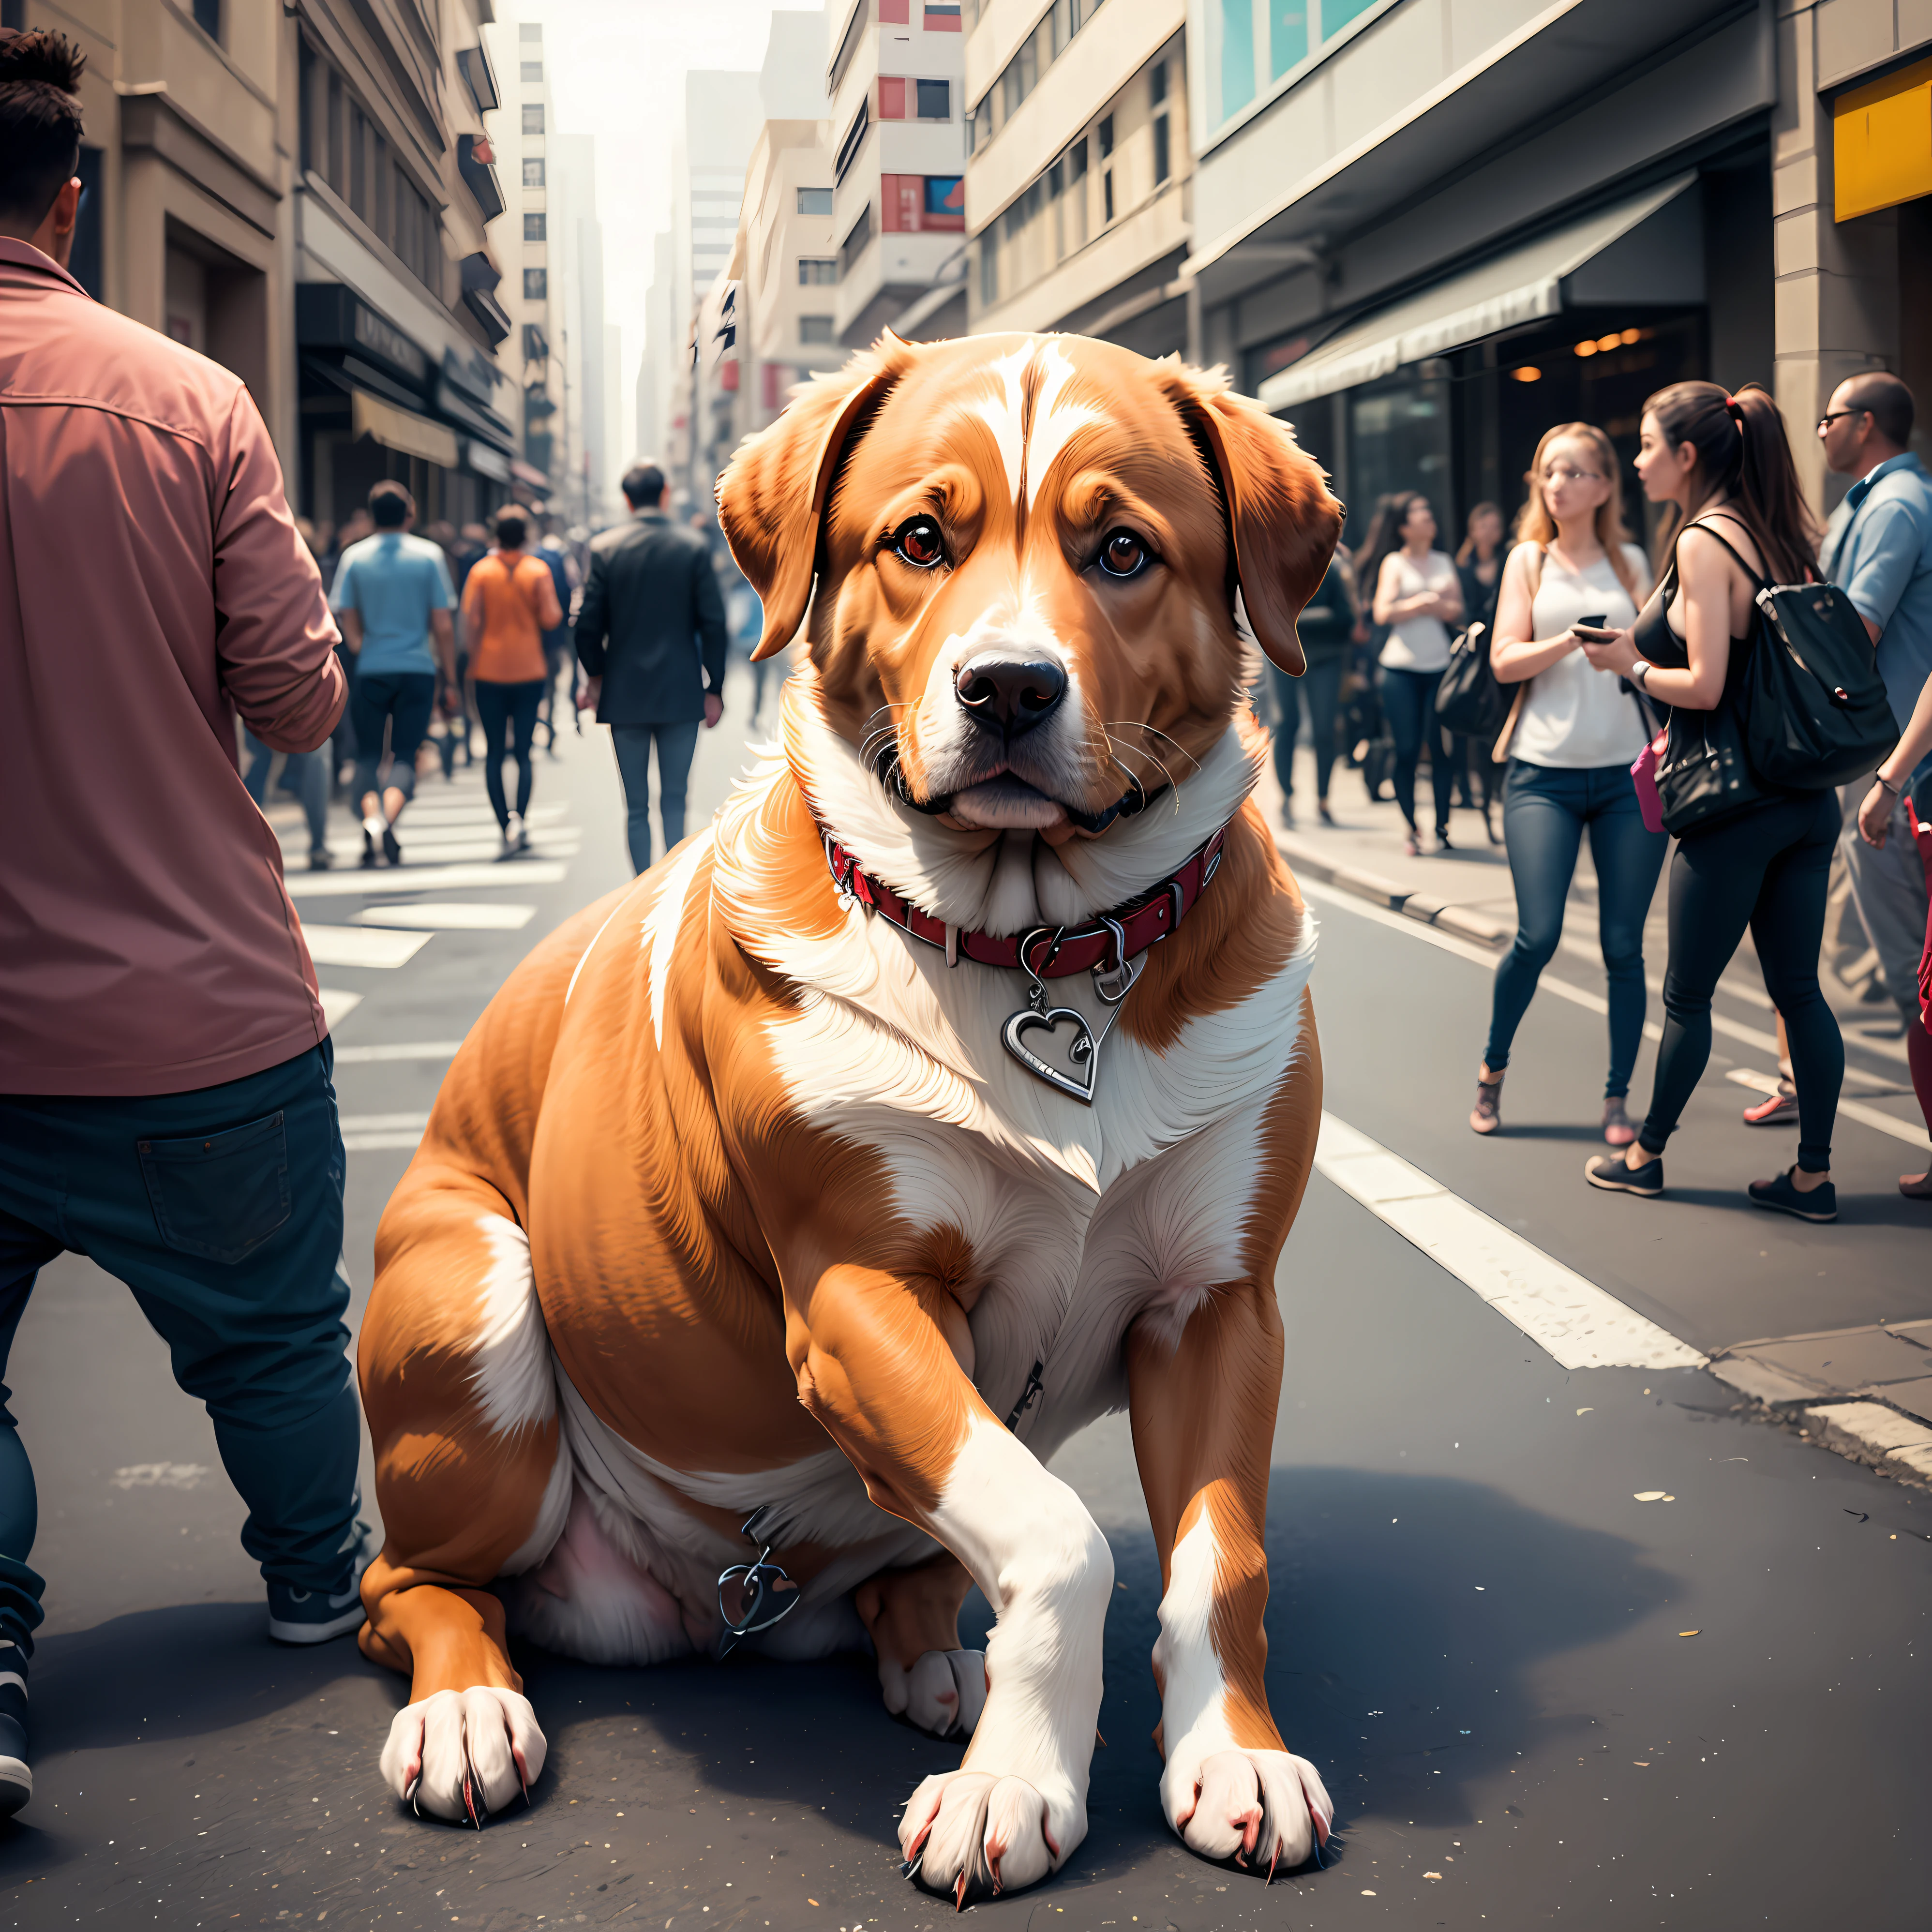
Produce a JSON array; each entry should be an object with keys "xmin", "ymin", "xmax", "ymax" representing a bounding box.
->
[{"xmin": 1577, "ymin": 381, "xmax": 1845, "ymax": 1220}]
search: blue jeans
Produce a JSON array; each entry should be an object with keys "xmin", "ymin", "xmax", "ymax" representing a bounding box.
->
[
  {"xmin": 1269, "ymin": 654, "xmax": 1345, "ymax": 804},
  {"xmin": 1484, "ymin": 760, "xmax": 1668, "ymax": 1098},
  {"xmin": 0, "ymin": 1045, "xmax": 359, "ymax": 1661},
  {"xmin": 611, "ymin": 721, "xmax": 702, "ymax": 875},
  {"xmin": 1378, "ymin": 666, "xmax": 1456, "ymax": 834},
  {"xmin": 242, "ymin": 731, "xmax": 328, "ymax": 855}
]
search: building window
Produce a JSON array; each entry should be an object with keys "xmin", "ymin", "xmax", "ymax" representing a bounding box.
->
[
  {"xmin": 524, "ymin": 212, "xmax": 546, "ymax": 241},
  {"xmin": 524, "ymin": 268, "xmax": 547, "ymax": 300},
  {"xmin": 349, "ymin": 107, "xmax": 369, "ymax": 219},
  {"xmin": 800, "ymin": 316, "xmax": 835, "ymax": 344},
  {"xmin": 1220, "ymin": 0, "xmax": 1256, "ymax": 119},
  {"xmin": 1152, "ymin": 63, "xmax": 1171, "ymax": 185},
  {"xmin": 522, "ymin": 103, "xmax": 544, "ymax": 135},
  {"xmin": 523, "ymin": 157, "xmax": 545, "ymax": 187},
  {"xmin": 839, "ymin": 208, "xmax": 872, "ymax": 277},
  {"xmin": 520, "ymin": 61, "xmax": 542, "ymax": 81},
  {"xmin": 969, "ymin": 95, "xmax": 991, "ymax": 155},
  {"xmin": 923, "ymin": 2, "xmax": 961, "ymax": 27},
  {"xmin": 880, "ymin": 75, "xmax": 906, "ymax": 120},
  {"xmin": 1271, "ymin": 0, "xmax": 1308, "ymax": 76},
  {"xmin": 797, "ymin": 186, "xmax": 833, "ymax": 215},
  {"xmin": 1103, "ymin": 168, "xmax": 1114, "ymax": 222},
  {"xmin": 916, "ymin": 78, "xmax": 949, "ymax": 119},
  {"xmin": 523, "ymin": 323, "xmax": 547, "ymax": 362},
  {"xmin": 835, "ymin": 101, "xmax": 869, "ymax": 182},
  {"xmin": 192, "ymin": 0, "xmax": 221, "ymax": 42},
  {"xmin": 798, "ymin": 256, "xmax": 837, "ymax": 285},
  {"xmin": 1098, "ymin": 113, "xmax": 1113, "ymax": 158}
]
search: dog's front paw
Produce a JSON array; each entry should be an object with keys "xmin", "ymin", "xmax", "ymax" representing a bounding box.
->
[
  {"xmin": 380, "ymin": 1686, "xmax": 547, "ymax": 1824},
  {"xmin": 879, "ymin": 1647, "xmax": 987, "ymax": 1738},
  {"xmin": 899, "ymin": 1768, "xmax": 1077, "ymax": 1905},
  {"xmin": 1161, "ymin": 1744, "xmax": 1332, "ymax": 1877}
]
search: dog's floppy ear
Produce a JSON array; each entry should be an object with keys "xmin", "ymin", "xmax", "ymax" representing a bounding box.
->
[
  {"xmin": 716, "ymin": 338, "xmax": 905, "ymax": 661},
  {"xmin": 1161, "ymin": 365, "xmax": 1343, "ymax": 676}
]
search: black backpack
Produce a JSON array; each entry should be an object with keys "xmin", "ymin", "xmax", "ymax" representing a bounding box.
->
[
  {"xmin": 1434, "ymin": 620, "xmax": 1508, "ymax": 739},
  {"xmin": 1695, "ymin": 525, "xmax": 1898, "ymax": 789}
]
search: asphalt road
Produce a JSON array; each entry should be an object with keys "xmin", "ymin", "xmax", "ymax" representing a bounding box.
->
[{"xmin": 4, "ymin": 674, "xmax": 1926, "ymax": 1931}]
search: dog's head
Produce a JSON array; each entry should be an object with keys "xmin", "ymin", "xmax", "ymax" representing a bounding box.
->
[{"xmin": 716, "ymin": 332, "xmax": 1340, "ymax": 930}]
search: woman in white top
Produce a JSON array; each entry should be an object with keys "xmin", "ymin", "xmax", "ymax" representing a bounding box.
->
[
  {"xmin": 1367, "ymin": 493, "xmax": 1464, "ymax": 855},
  {"xmin": 1469, "ymin": 423, "xmax": 1666, "ymax": 1146}
]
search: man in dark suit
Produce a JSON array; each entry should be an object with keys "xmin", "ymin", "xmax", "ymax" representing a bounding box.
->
[{"xmin": 575, "ymin": 463, "xmax": 729, "ymax": 872}]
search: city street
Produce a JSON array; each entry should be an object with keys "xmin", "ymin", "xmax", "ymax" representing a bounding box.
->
[{"xmin": 2, "ymin": 679, "xmax": 1926, "ymax": 1932}]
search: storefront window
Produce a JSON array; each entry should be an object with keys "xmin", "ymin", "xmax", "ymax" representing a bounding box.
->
[{"xmin": 1348, "ymin": 375, "xmax": 1452, "ymax": 545}]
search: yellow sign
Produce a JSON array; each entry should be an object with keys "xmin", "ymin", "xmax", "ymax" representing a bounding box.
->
[{"xmin": 1835, "ymin": 56, "xmax": 1932, "ymax": 222}]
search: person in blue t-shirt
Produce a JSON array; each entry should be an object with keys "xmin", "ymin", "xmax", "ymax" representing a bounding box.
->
[{"xmin": 329, "ymin": 482, "xmax": 458, "ymax": 867}]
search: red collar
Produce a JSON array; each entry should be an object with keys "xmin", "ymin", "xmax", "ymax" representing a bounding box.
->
[{"xmin": 819, "ymin": 822, "xmax": 1228, "ymax": 978}]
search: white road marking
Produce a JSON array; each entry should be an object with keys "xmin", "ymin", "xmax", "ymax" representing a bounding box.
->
[
  {"xmin": 331, "ymin": 1039, "xmax": 462, "ymax": 1062},
  {"xmin": 318, "ymin": 988, "xmax": 363, "ymax": 1027},
  {"xmin": 313, "ymin": 834, "xmax": 583, "ymax": 866},
  {"xmin": 353, "ymin": 902, "xmax": 538, "ymax": 930},
  {"xmin": 301, "ymin": 924, "xmax": 435, "ymax": 969},
  {"xmin": 287, "ymin": 861, "xmax": 569, "ymax": 898},
  {"xmin": 1725, "ymin": 1068, "xmax": 1927, "ymax": 1148},
  {"xmin": 1313, "ymin": 1112, "xmax": 1706, "ymax": 1372}
]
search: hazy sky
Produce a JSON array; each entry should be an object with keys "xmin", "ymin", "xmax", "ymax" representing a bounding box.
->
[{"xmin": 532, "ymin": 0, "xmax": 805, "ymax": 434}]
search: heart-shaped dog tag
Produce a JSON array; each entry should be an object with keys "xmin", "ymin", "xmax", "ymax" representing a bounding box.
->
[{"xmin": 1002, "ymin": 1005, "xmax": 1098, "ymax": 1104}]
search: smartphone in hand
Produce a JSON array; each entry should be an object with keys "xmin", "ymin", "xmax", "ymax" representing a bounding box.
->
[{"xmin": 1570, "ymin": 613, "xmax": 1616, "ymax": 642}]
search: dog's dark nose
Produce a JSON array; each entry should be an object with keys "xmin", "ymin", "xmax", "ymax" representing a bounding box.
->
[{"xmin": 954, "ymin": 656, "xmax": 1067, "ymax": 735}]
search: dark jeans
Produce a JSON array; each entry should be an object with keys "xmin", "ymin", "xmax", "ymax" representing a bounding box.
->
[
  {"xmin": 611, "ymin": 720, "xmax": 702, "ymax": 874},
  {"xmin": 242, "ymin": 731, "xmax": 328, "ymax": 855},
  {"xmin": 1269, "ymin": 655, "xmax": 1345, "ymax": 804},
  {"xmin": 1640, "ymin": 790, "xmax": 1843, "ymax": 1172},
  {"xmin": 0, "ymin": 1045, "xmax": 359, "ymax": 1661},
  {"xmin": 475, "ymin": 678, "xmax": 545, "ymax": 830},
  {"xmin": 349, "ymin": 670, "xmax": 436, "ymax": 809},
  {"xmin": 1485, "ymin": 761, "xmax": 1668, "ymax": 1097},
  {"xmin": 1379, "ymin": 666, "xmax": 1456, "ymax": 833}
]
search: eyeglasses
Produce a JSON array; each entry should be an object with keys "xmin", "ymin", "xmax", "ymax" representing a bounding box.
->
[
  {"xmin": 1817, "ymin": 409, "xmax": 1868, "ymax": 431},
  {"xmin": 1541, "ymin": 468, "xmax": 1606, "ymax": 486}
]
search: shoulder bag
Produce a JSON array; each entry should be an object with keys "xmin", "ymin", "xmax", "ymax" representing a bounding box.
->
[
  {"xmin": 1433, "ymin": 619, "xmax": 1506, "ymax": 738},
  {"xmin": 1489, "ymin": 545, "xmax": 1544, "ymax": 764}
]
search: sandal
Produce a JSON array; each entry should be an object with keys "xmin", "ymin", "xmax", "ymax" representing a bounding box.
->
[
  {"xmin": 1470, "ymin": 1073, "xmax": 1503, "ymax": 1136},
  {"xmin": 1602, "ymin": 1098, "xmax": 1637, "ymax": 1146}
]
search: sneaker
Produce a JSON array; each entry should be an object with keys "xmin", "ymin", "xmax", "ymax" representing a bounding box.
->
[
  {"xmin": 514, "ymin": 817, "xmax": 530, "ymax": 853},
  {"xmin": 1747, "ymin": 1167, "xmax": 1837, "ymax": 1223},
  {"xmin": 1742, "ymin": 1090, "xmax": 1800, "ymax": 1127},
  {"xmin": 1586, "ymin": 1150, "xmax": 1663, "ymax": 1197},
  {"xmin": 499, "ymin": 813, "xmax": 521, "ymax": 860},
  {"xmin": 308, "ymin": 846, "xmax": 333, "ymax": 872},
  {"xmin": 359, "ymin": 823, "xmax": 379, "ymax": 869},
  {"xmin": 267, "ymin": 1522, "xmax": 375, "ymax": 1646},
  {"xmin": 381, "ymin": 824, "xmax": 403, "ymax": 867},
  {"xmin": 0, "ymin": 1651, "xmax": 29, "ymax": 1818}
]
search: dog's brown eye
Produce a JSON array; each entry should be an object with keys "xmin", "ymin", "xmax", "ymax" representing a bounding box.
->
[
  {"xmin": 1099, "ymin": 531, "xmax": 1150, "ymax": 578},
  {"xmin": 892, "ymin": 517, "xmax": 946, "ymax": 569}
]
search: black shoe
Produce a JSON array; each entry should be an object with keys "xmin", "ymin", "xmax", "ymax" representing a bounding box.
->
[
  {"xmin": 308, "ymin": 846, "xmax": 333, "ymax": 872},
  {"xmin": 1586, "ymin": 1151, "xmax": 1663, "ymax": 1197},
  {"xmin": 1748, "ymin": 1166, "xmax": 1837, "ymax": 1223},
  {"xmin": 0, "ymin": 1660, "xmax": 29, "ymax": 1818},
  {"xmin": 382, "ymin": 824, "xmax": 403, "ymax": 867},
  {"xmin": 359, "ymin": 823, "xmax": 379, "ymax": 869}
]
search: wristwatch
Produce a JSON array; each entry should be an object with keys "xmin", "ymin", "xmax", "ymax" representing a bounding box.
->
[{"xmin": 1632, "ymin": 661, "xmax": 1652, "ymax": 691}]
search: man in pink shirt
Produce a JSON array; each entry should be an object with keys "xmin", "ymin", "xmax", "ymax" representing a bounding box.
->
[{"xmin": 0, "ymin": 30, "xmax": 368, "ymax": 1818}]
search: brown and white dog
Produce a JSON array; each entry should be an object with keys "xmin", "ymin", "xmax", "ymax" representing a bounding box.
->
[{"xmin": 355, "ymin": 330, "xmax": 1342, "ymax": 1903}]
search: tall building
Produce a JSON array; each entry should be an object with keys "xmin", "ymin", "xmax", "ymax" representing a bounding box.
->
[
  {"xmin": 963, "ymin": 1, "xmax": 1189, "ymax": 354},
  {"xmin": 826, "ymin": 0, "xmax": 970, "ymax": 346},
  {"xmin": 638, "ymin": 228, "xmax": 676, "ymax": 466},
  {"xmin": 487, "ymin": 1, "xmax": 569, "ymax": 503}
]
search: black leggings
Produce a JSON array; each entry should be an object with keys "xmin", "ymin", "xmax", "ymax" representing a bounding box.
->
[
  {"xmin": 1640, "ymin": 790, "xmax": 1843, "ymax": 1172},
  {"xmin": 475, "ymin": 679, "xmax": 545, "ymax": 829}
]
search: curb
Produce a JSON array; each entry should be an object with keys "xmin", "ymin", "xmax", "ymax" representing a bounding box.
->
[
  {"xmin": 1275, "ymin": 832, "xmax": 1513, "ymax": 948},
  {"xmin": 1705, "ymin": 1362, "xmax": 1932, "ymax": 1490}
]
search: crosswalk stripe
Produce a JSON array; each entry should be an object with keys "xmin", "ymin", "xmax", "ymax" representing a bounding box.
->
[
  {"xmin": 303, "ymin": 925, "xmax": 434, "ymax": 968},
  {"xmin": 319, "ymin": 988, "xmax": 363, "ymax": 1027},
  {"xmin": 288, "ymin": 860, "xmax": 570, "ymax": 898},
  {"xmin": 332, "ymin": 1040, "xmax": 463, "ymax": 1063},
  {"xmin": 352, "ymin": 902, "xmax": 538, "ymax": 930}
]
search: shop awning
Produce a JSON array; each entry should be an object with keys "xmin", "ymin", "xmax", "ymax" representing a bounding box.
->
[
  {"xmin": 1257, "ymin": 175, "xmax": 1698, "ymax": 413},
  {"xmin": 352, "ymin": 390, "xmax": 459, "ymax": 469}
]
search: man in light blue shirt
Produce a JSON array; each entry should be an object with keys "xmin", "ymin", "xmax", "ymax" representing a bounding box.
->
[
  {"xmin": 329, "ymin": 482, "xmax": 457, "ymax": 867},
  {"xmin": 1819, "ymin": 371, "xmax": 1932, "ymax": 1028}
]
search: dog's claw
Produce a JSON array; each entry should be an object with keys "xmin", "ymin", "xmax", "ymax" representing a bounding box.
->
[
  {"xmin": 954, "ymin": 1868, "xmax": 969, "ymax": 1912},
  {"xmin": 404, "ymin": 1775, "xmax": 421, "ymax": 1820}
]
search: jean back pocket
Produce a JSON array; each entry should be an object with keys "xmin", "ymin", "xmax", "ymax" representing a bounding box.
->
[{"xmin": 138, "ymin": 1110, "xmax": 291, "ymax": 1266}]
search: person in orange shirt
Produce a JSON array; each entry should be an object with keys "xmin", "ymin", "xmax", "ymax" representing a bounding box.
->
[{"xmin": 461, "ymin": 509, "xmax": 563, "ymax": 855}]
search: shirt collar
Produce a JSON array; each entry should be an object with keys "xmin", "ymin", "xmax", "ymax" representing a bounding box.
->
[
  {"xmin": 1847, "ymin": 451, "xmax": 1924, "ymax": 509},
  {"xmin": 0, "ymin": 236, "xmax": 91, "ymax": 300}
]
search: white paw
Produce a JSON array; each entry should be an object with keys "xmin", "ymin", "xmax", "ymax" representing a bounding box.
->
[
  {"xmin": 380, "ymin": 1686, "xmax": 548, "ymax": 1823},
  {"xmin": 878, "ymin": 1647, "xmax": 987, "ymax": 1738},
  {"xmin": 899, "ymin": 1768, "xmax": 1076, "ymax": 1905},
  {"xmin": 1161, "ymin": 1745, "xmax": 1332, "ymax": 1876}
]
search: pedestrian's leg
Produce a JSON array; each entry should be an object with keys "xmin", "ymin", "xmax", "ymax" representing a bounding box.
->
[
  {"xmin": 475, "ymin": 684, "xmax": 511, "ymax": 830},
  {"xmin": 509, "ymin": 681, "xmax": 543, "ymax": 820},
  {"xmin": 0, "ymin": 1209, "xmax": 54, "ymax": 1815},
  {"xmin": 1380, "ymin": 670, "xmax": 1422, "ymax": 835},
  {"xmin": 609, "ymin": 724, "xmax": 656, "ymax": 874},
  {"xmin": 241, "ymin": 730, "xmax": 275, "ymax": 807},
  {"xmin": 1307, "ymin": 656, "xmax": 1343, "ymax": 809},
  {"xmin": 1750, "ymin": 793, "xmax": 1843, "ymax": 1176},
  {"xmin": 1423, "ymin": 674, "xmax": 1456, "ymax": 837},
  {"xmin": 382, "ymin": 674, "xmax": 436, "ymax": 825},
  {"xmin": 1266, "ymin": 662, "xmax": 1297, "ymax": 815},
  {"xmin": 654, "ymin": 719, "xmax": 701, "ymax": 852},
  {"xmin": 1483, "ymin": 764, "xmax": 1581, "ymax": 1087},
  {"xmin": 1839, "ymin": 774, "xmax": 1932, "ymax": 1024},
  {"xmin": 1635, "ymin": 813, "xmax": 1775, "ymax": 1163},
  {"xmin": 1586, "ymin": 772, "xmax": 1669, "ymax": 1100},
  {"xmin": 290, "ymin": 750, "xmax": 330, "ymax": 865}
]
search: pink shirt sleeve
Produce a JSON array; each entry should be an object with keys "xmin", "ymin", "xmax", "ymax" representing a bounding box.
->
[{"xmin": 210, "ymin": 385, "xmax": 346, "ymax": 753}]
